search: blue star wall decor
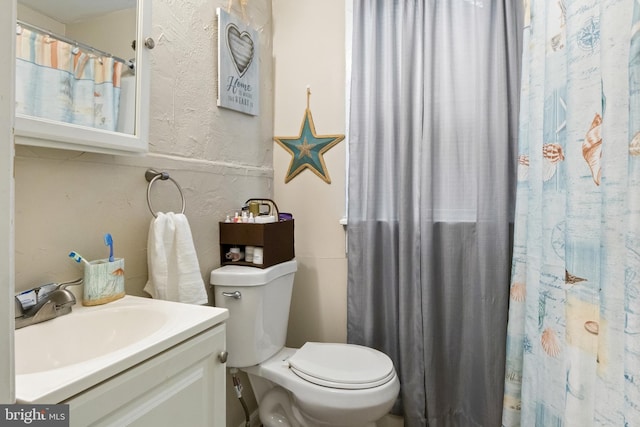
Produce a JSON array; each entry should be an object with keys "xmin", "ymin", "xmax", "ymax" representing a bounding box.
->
[{"xmin": 274, "ymin": 89, "xmax": 344, "ymax": 183}]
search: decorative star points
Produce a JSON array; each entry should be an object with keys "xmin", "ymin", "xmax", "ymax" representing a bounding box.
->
[{"xmin": 274, "ymin": 108, "xmax": 344, "ymax": 183}]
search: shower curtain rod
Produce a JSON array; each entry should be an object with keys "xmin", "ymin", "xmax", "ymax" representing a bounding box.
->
[{"xmin": 16, "ymin": 19, "xmax": 134, "ymax": 71}]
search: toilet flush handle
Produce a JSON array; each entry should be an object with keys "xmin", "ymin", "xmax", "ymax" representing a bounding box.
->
[{"xmin": 222, "ymin": 291, "xmax": 242, "ymax": 299}]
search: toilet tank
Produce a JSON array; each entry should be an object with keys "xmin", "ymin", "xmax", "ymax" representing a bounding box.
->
[{"xmin": 210, "ymin": 259, "xmax": 297, "ymax": 368}]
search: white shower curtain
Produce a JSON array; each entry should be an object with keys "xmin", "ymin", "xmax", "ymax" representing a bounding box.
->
[
  {"xmin": 503, "ymin": 0, "xmax": 640, "ymax": 425},
  {"xmin": 15, "ymin": 28, "xmax": 122, "ymax": 131},
  {"xmin": 347, "ymin": 1, "xmax": 522, "ymax": 425}
]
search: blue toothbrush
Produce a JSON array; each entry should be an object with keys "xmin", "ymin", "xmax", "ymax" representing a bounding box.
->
[{"xmin": 104, "ymin": 233, "xmax": 114, "ymax": 262}]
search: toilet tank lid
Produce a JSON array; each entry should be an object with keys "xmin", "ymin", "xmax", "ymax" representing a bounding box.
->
[{"xmin": 210, "ymin": 259, "xmax": 297, "ymax": 286}]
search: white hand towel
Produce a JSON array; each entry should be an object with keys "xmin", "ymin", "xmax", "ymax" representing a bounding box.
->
[{"xmin": 144, "ymin": 212, "xmax": 208, "ymax": 305}]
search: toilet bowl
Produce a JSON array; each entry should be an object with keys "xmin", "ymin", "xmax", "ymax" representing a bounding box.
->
[
  {"xmin": 246, "ymin": 345, "xmax": 399, "ymax": 426},
  {"xmin": 211, "ymin": 259, "xmax": 399, "ymax": 427}
]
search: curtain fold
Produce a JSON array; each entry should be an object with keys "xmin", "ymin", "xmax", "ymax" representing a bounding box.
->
[
  {"xmin": 502, "ymin": 1, "xmax": 640, "ymax": 425},
  {"xmin": 15, "ymin": 28, "xmax": 122, "ymax": 131},
  {"xmin": 347, "ymin": 1, "xmax": 522, "ymax": 426}
]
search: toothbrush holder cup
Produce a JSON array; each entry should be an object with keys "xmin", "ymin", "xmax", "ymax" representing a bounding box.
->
[{"xmin": 83, "ymin": 258, "xmax": 125, "ymax": 306}]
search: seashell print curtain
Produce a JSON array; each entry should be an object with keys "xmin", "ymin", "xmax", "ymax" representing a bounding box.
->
[
  {"xmin": 15, "ymin": 28, "xmax": 122, "ymax": 131},
  {"xmin": 346, "ymin": 1, "xmax": 523, "ymax": 425},
  {"xmin": 502, "ymin": 0, "xmax": 640, "ymax": 425}
]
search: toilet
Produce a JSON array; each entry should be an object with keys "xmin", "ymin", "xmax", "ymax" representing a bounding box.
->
[{"xmin": 210, "ymin": 259, "xmax": 400, "ymax": 427}]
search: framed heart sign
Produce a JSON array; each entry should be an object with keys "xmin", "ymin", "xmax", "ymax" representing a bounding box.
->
[{"xmin": 217, "ymin": 8, "xmax": 260, "ymax": 115}]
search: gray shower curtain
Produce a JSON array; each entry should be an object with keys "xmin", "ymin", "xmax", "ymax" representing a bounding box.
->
[{"xmin": 346, "ymin": 1, "xmax": 522, "ymax": 426}]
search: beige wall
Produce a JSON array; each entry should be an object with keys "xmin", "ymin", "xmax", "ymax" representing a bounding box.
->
[
  {"xmin": 272, "ymin": 0, "xmax": 348, "ymax": 349},
  {"xmin": 272, "ymin": 4, "xmax": 405, "ymax": 426},
  {"xmin": 66, "ymin": 9, "xmax": 137, "ymax": 60},
  {"xmin": 17, "ymin": 5, "xmax": 137, "ymax": 61}
]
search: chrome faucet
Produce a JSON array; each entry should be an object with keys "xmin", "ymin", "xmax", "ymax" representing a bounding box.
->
[{"xmin": 14, "ymin": 278, "xmax": 83, "ymax": 329}]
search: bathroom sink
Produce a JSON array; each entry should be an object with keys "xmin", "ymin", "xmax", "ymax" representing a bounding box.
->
[
  {"xmin": 14, "ymin": 295, "xmax": 228, "ymax": 404},
  {"xmin": 15, "ymin": 306, "xmax": 168, "ymax": 374}
]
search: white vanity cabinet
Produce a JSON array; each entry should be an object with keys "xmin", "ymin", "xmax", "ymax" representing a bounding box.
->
[{"xmin": 65, "ymin": 324, "xmax": 226, "ymax": 427}]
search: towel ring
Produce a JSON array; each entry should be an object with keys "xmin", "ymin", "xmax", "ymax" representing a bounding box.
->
[{"xmin": 145, "ymin": 169, "xmax": 186, "ymax": 218}]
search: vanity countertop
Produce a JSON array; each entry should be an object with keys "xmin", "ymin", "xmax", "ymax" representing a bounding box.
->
[{"xmin": 15, "ymin": 295, "xmax": 228, "ymax": 404}]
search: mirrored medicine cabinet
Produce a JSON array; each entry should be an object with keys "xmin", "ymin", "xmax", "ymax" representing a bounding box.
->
[{"xmin": 14, "ymin": 0, "xmax": 152, "ymax": 155}]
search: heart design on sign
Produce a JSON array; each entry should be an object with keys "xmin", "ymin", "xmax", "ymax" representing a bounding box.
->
[{"xmin": 226, "ymin": 23, "xmax": 255, "ymax": 78}]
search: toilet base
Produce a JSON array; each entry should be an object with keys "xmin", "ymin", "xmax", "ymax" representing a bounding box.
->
[
  {"xmin": 253, "ymin": 381, "xmax": 377, "ymax": 427},
  {"xmin": 244, "ymin": 348, "xmax": 398, "ymax": 427},
  {"xmin": 257, "ymin": 385, "xmax": 300, "ymax": 427}
]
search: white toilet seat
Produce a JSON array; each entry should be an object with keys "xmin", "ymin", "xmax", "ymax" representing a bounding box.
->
[{"xmin": 287, "ymin": 342, "xmax": 396, "ymax": 390}]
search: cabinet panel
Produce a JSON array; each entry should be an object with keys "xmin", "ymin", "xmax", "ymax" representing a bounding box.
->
[{"xmin": 66, "ymin": 324, "xmax": 226, "ymax": 427}]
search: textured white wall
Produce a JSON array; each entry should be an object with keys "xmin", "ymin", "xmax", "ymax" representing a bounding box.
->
[
  {"xmin": 14, "ymin": 0, "xmax": 274, "ymax": 299},
  {"xmin": 13, "ymin": 0, "xmax": 271, "ymax": 423}
]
